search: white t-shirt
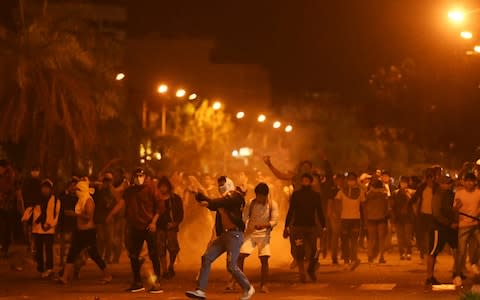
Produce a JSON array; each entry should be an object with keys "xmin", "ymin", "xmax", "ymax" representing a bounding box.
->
[
  {"xmin": 244, "ymin": 199, "xmax": 279, "ymax": 237},
  {"xmin": 336, "ymin": 189, "xmax": 365, "ymax": 220},
  {"xmin": 455, "ymin": 188, "xmax": 480, "ymax": 228}
]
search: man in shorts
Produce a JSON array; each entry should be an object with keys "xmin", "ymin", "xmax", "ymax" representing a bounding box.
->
[
  {"xmin": 425, "ymin": 175, "xmax": 458, "ymax": 286},
  {"xmin": 227, "ymin": 183, "xmax": 279, "ymax": 293}
]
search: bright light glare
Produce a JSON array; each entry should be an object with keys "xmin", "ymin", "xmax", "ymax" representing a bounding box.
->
[
  {"xmin": 239, "ymin": 147, "xmax": 253, "ymax": 157},
  {"xmin": 154, "ymin": 152, "xmax": 162, "ymax": 160},
  {"xmin": 188, "ymin": 93, "xmax": 198, "ymax": 100},
  {"xmin": 460, "ymin": 31, "xmax": 473, "ymax": 39},
  {"xmin": 236, "ymin": 112, "xmax": 245, "ymax": 119},
  {"xmin": 273, "ymin": 121, "xmax": 281, "ymax": 129},
  {"xmin": 257, "ymin": 114, "xmax": 266, "ymax": 123},
  {"xmin": 158, "ymin": 84, "xmax": 168, "ymax": 94},
  {"xmin": 176, "ymin": 89, "xmax": 186, "ymax": 98},
  {"xmin": 474, "ymin": 45, "xmax": 480, "ymax": 53},
  {"xmin": 232, "ymin": 150, "xmax": 239, "ymax": 158},
  {"xmin": 115, "ymin": 73, "xmax": 125, "ymax": 81},
  {"xmin": 285, "ymin": 125, "xmax": 293, "ymax": 133},
  {"xmin": 212, "ymin": 101, "xmax": 222, "ymax": 110},
  {"xmin": 448, "ymin": 10, "xmax": 465, "ymax": 23}
]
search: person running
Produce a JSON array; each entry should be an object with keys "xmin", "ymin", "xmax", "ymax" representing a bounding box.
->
[
  {"xmin": 284, "ymin": 173, "xmax": 325, "ymax": 282},
  {"xmin": 227, "ymin": 182, "xmax": 279, "ymax": 293},
  {"xmin": 106, "ymin": 168, "xmax": 164, "ymax": 293},
  {"xmin": 425, "ymin": 175, "xmax": 458, "ymax": 286},
  {"xmin": 22, "ymin": 179, "xmax": 60, "ymax": 278},
  {"xmin": 186, "ymin": 176, "xmax": 255, "ymax": 300},
  {"xmin": 156, "ymin": 176, "xmax": 184, "ymax": 279},
  {"xmin": 58, "ymin": 180, "xmax": 111, "ymax": 285}
]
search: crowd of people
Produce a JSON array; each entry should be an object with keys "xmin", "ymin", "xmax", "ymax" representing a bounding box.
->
[{"xmin": 1, "ymin": 156, "xmax": 480, "ymax": 299}]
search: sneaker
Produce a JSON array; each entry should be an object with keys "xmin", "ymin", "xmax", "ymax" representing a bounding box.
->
[
  {"xmin": 400, "ymin": 254, "xmax": 405, "ymax": 261},
  {"xmin": 126, "ymin": 282, "xmax": 145, "ymax": 293},
  {"xmin": 453, "ymin": 276, "xmax": 462, "ymax": 287},
  {"xmin": 350, "ymin": 259, "xmax": 361, "ymax": 271},
  {"xmin": 425, "ymin": 277, "xmax": 441, "ymax": 286},
  {"xmin": 332, "ymin": 258, "xmax": 339, "ymax": 265},
  {"xmin": 41, "ymin": 269, "xmax": 54, "ymax": 279},
  {"xmin": 472, "ymin": 264, "xmax": 480, "ymax": 275},
  {"xmin": 378, "ymin": 257, "xmax": 386, "ymax": 264},
  {"xmin": 186, "ymin": 289, "xmax": 206, "ymax": 299},
  {"xmin": 406, "ymin": 254, "xmax": 412, "ymax": 261},
  {"xmin": 148, "ymin": 284, "xmax": 164, "ymax": 294},
  {"xmin": 240, "ymin": 285, "xmax": 255, "ymax": 300}
]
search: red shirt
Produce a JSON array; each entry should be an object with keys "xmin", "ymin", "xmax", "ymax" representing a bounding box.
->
[{"xmin": 123, "ymin": 185, "xmax": 164, "ymax": 230}]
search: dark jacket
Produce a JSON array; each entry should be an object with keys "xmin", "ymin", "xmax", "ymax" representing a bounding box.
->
[
  {"xmin": 93, "ymin": 187, "xmax": 116, "ymax": 225},
  {"xmin": 58, "ymin": 191, "xmax": 78, "ymax": 233},
  {"xmin": 391, "ymin": 188, "xmax": 415, "ymax": 223},
  {"xmin": 21, "ymin": 177, "xmax": 41, "ymax": 209},
  {"xmin": 364, "ymin": 188, "xmax": 389, "ymax": 221},
  {"xmin": 157, "ymin": 193, "xmax": 184, "ymax": 231},
  {"xmin": 285, "ymin": 186, "xmax": 325, "ymax": 228},
  {"xmin": 199, "ymin": 187, "xmax": 246, "ymax": 237},
  {"xmin": 432, "ymin": 189, "xmax": 456, "ymax": 229},
  {"xmin": 411, "ymin": 182, "xmax": 440, "ymax": 213}
]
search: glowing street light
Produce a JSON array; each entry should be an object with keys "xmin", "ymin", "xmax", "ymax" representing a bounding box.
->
[
  {"xmin": 448, "ymin": 9, "xmax": 465, "ymax": 23},
  {"xmin": 188, "ymin": 93, "xmax": 198, "ymax": 100},
  {"xmin": 212, "ymin": 101, "xmax": 222, "ymax": 110},
  {"xmin": 257, "ymin": 114, "xmax": 266, "ymax": 123},
  {"xmin": 461, "ymin": 31, "xmax": 473, "ymax": 39},
  {"xmin": 475, "ymin": 45, "xmax": 480, "ymax": 53},
  {"xmin": 236, "ymin": 111, "xmax": 245, "ymax": 119},
  {"xmin": 285, "ymin": 124, "xmax": 293, "ymax": 133},
  {"xmin": 176, "ymin": 89, "xmax": 186, "ymax": 98},
  {"xmin": 115, "ymin": 73, "xmax": 125, "ymax": 81},
  {"xmin": 273, "ymin": 121, "xmax": 281, "ymax": 129},
  {"xmin": 232, "ymin": 150, "xmax": 239, "ymax": 158},
  {"xmin": 158, "ymin": 84, "xmax": 168, "ymax": 94}
]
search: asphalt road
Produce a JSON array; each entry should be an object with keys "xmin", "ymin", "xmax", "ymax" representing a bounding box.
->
[{"xmin": 0, "ymin": 245, "xmax": 470, "ymax": 300}]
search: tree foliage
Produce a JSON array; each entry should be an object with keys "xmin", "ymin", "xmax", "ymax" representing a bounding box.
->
[{"xmin": 0, "ymin": 0, "xmax": 124, "ymax": 175}]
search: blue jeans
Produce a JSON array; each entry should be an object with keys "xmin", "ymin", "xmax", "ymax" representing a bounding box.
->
[
  {"xmin": 456, "ymin": 225, "xmax": 480, "ymax": 276},
  {"xmin": 197, "ymin": 230, "xmax": 251, "ymax": 291}
]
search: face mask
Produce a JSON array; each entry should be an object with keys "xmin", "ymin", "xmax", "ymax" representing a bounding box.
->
[{"xmin": 218, "ymin": 184, "xmax": 228, "ymax": 195}]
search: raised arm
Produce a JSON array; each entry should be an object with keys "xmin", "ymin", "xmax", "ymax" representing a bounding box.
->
[{"xmin": 263, "ymin": 156, "xmax": 295, "ymax": 181}]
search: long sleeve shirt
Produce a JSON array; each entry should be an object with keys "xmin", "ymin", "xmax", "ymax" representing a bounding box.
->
[{"xmin": 285, "ymin": 186, "xmax": 325, "ymax": 228}]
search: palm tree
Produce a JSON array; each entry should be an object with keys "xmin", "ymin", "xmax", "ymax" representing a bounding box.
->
[{"xmin": 0, "ymin": 0, "xmax": 123, "ymax": 175}]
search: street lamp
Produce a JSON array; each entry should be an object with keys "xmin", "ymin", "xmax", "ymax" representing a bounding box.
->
[
  {"xmin": 474, "ymin": 45, "xmax": 480, "ymax": 53},
  {"xmin": 176, "ymin": 89, "xmax": 186, "ymax": 98},
  {"xmin": 257, "ymin": 114, "xmax": 266, "ymax": 123},
  {"xmin": 188, "ymin": 93, "xmax": 198, "ymax": 100},
  {"xmin": 460, "ymin": 31, "xmax": 473, "ymax": 39},
  {"xmin": 232, "ymin": 150, "xmax": 239, "ymax": 158},
  {"xmin": 236, "ymin": 112, "xmax": 245, "ymax": 119},
  {"xmin": 212, "ymin": 101, "xmax": 222, "ymax": 110},
  {"xmin": 273, "ymin": 121, "xmax": 281, "ymax": 129},
  {"xmin": 158, "ymin": 84, "xmax": 168, "ymax": 94},
  {"xmin": 115, "ymin": 73, "xmax": 125, "ymax": 81},
  {"xmin": 448, "ymin": 9, "xmax": 465, "ymax": 23},
  {"xmin": 285, "ymin": 125, "xmax": 293, "ymax": 133}
]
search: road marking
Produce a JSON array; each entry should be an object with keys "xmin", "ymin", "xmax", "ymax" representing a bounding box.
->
[
  {"xmin": 357, "ymin": 283, "xmax": 396, "ymax": 291},
  {"xmin": 279, "ymin": 297, "xmax": 331, "ymax": 300},
  {"xmin": 432, "ymin": 284, "xmax": 456, "ymax": 291}
]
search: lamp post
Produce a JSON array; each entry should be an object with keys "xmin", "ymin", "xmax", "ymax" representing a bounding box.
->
[{"xmin": 157, "ymin": 84, "xmax": 169, "ymax": 135}]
